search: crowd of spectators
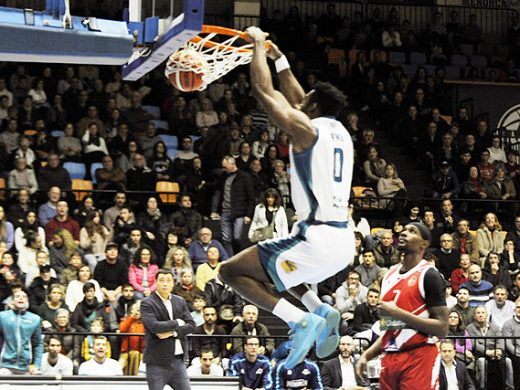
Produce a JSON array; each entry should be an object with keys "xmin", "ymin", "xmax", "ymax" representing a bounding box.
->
[{"xmin": 0, "ymin": 2, "xmax": 520, "ymax": 388}]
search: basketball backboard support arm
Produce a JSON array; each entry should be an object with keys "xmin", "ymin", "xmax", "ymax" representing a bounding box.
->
[
  {"xmin": 121, "ymin": 0, "xmax": 204, "ymax": 81},
  {"xmin": 0, "ymin": 0, "xmax": 203, "ymax": 80}
]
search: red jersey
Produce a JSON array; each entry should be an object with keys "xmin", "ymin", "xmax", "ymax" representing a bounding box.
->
[{"xmin": 380, "ymin": 260, "xmax": 437, "ymax": 352}]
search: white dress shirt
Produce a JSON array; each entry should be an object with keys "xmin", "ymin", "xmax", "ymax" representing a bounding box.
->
[
  {"xmin": 157, "ymin": 292, "xmax": 184, "ymax": 355},
  {"xmin": 339, "ymin": 356, "xmax": 357, "ymax": 388}
]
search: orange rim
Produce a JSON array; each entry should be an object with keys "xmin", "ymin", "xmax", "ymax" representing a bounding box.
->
[{"xmin": 190, "ymin": 25, "xmax": 269, "ymax": 53}]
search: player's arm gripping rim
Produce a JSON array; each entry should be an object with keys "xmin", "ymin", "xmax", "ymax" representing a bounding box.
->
[{"xmin": 246, "ymin": 26, "xmax": 316, "ymax": 152}]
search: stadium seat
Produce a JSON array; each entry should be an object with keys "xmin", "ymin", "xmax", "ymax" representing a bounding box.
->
[
  {"xmin": 167, "ymin": 147, "xmax": 178, "ymax": 160},
  {"xmin": 162, "ymin": 135, "xmax": 178, "ymax": 149},
  {"xmin": 460, "ymin": 44, "xmax": 474, "ymax": 56},
  {"xmin": 191, "ymin": 135, "xmax": 201, "ymax": 144},
  {"xmin": 63, "ymin": 162, "xmax": 86, "ymax": 180},
  {"xmin": 90, "ymin": 162, "xmax": 103, "ymax": 184},
  {"xmin": 71, "ymin": 179, "xmax": 93, "ymax": 202},
  {"xmin": 151, "ymin": 119, "xmax": 169, "ymax": 131},
  {"xmin": 51, "ymin": 130, "xmax": 64, "ymax": 138},
  {"xmin": 23, "ymin": 129, "xmax": 38, "ymax": 136},
  {"xmin": 410, "ymin": 51, "xmax": 427, "ymax": 64},
  {"xmin": 156, "ymin": 181, "xmax": 180, "ymax": 204},
  {"xmin": 470, "ymin": 55, "xmax": 487, "ymax": 68},
  {"xmin": 388, "ymin": 51, "xmax": 406, "ymax": 64},
  {"xmin": 0, "ymin": 177, "xmax": 5, "ymax": 201},
  {"xmin": 445, "ymin": 66, "xmax": 461, "ymax": 80},
  {"xmin": 142, "ymin": 105, "xmax": 161, "ymax": 118},
  {"xmin": 440, "ymin": 115, "xmax": 452, "ymax": 124},
  {"xmin": 451, "ymin": 54, "xmax": 468, "ymax": 66},
  {"xmin": 371, "ymin": 227, "xmax": 391, "ymax": 238},
  {"xmin": 401, "ymin": 64, "xmax": 417, "ymax": 76}
]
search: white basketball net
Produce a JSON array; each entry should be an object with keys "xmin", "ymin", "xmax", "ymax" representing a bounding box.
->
[{"xmin": 164, "ymin": 31, "xmax": 254, "ymax": 91}]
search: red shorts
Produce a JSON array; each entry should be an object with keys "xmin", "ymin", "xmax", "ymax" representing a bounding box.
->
[{"xmin": 380, "ymin": 344, "xmax": 440, "ymax": 390}]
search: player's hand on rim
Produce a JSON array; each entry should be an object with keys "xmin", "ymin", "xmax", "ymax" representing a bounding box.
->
[
  {"xmin": 245, "ymin": 26, "xmax": 268, "ymax": 43},
  {"xmin": 266, "ymin": 41, "xmax": 282, "ymax": 60}
]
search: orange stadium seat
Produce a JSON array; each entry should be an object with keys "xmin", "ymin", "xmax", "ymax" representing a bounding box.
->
[
  {"xmin": 71, "ymin": 179, "xmax": 93, "ymax": 202},
  {"xmin": 156, "ymin": 181, "xmax": 180, "ymax": 204}
]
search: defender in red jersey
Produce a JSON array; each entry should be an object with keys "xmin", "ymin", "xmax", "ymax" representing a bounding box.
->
[{"xmin": 356, "ymin": 222, "xmax": 449, "ymax": 390}]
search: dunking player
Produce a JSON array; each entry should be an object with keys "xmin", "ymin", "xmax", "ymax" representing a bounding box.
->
[
  {"xmin": 219, "ymin": 26, "xmax": 355, "ymax": 369},
  {"xmin": 356, "ymin": 223, "xmax": 448, "ymax": 389}
]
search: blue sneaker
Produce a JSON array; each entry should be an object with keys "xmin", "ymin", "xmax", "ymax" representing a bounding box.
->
[
  {"xmin": 285, "ymin": 313, "xmax": 325, "ymax": 369},
  {"xmin": 314, "ymin": 303, "xmax": 340, "ymax": 358}
]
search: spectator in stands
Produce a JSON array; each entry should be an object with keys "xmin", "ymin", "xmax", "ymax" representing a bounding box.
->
[
  {"xmin": 203, "ymin": 276, "xmax": 244, "ymax": 331},
  {"xmin": 504, "ymin": 149, "xmax": 520, "ymax": 186},
  {"xmin": 248, "ymin": 187, "xmax": 289, "ymax": 242},
  {"xmin": 195, "ymin": 246, "xmax": 222, "ymax": 291},
  {"xmin": 81, "ymin": 122, "xmax": 108, "ymax": 179},
  {"xmin": 114, "ymin": 283, "xmax": 137, "ymax": 322},
  {"xmin": 0, "ymin": 289, "xmax": 43, "ymax": 375},
  {"xmin": 348, "ymin": 203, "xmax": 371, "ymax": 240},
  {"xmin": 377, "ymin": 163, "xmax": 407, "ymax": 213},
  {"xmin": 453, "ymin": 287, "xmax": 475, "ymax": 330},
  {"xmin": 230, "ymin": 304, "xmax": 274, "ymax": 357},
  {"xmin": 20, "ymin": 240, "xmax": 50, "ymax": 285},
  {"xmin": 0, "ymin": 118, "xmax": 21, "ymax": 154},
  {"xmin": 57, "ymin": 123, "xmax": 82, "ymax": 162},
  {"xmin": 236, "ymin": 141, "xmax": 254, "ymax": 173},
  {"xmin": 335, "ymin": 270, "xmax": 368, "ymax": 330},
  {"xmin": 128, "ymin": 246, "xmax": 158, "ymax": 299},
  {"xmin": 9, "ymin": 157, "xmax": 38, "ymax": 196},
  {"xmin": 190, "ymin": 305, "xmax": 228, "ymax": 365},
  {"xmin": 487, "ymin": 136, "xmax": 507, "ymax": 164},
  {"xmin": 451, "ymin": 254, "xmax": 471, "ymax": 294},
  {"xmin": 438, "ymin": 339, "xmax": 475, "ymax": 390},
  {"xmin": 80, "ymin": 210, "xmax": 109, "ymax": 271},
  {"xmin": 139, "ymin": 122, "xmax": 162, "ymax": 161},
  {"xmin": 485, "ymin": 285, "xmax": 515, "ymax": 329},
  {"xmin": 37, "ymin": 283, "xmax": 68, "ymax": 329},
  {"xmin": 126, "ymin": 153, "xmax": 157, "ymax": 208},
  {"xmin": 219, "ymin": 156, "xmax": 255, "ymax": 255},
  {"xmin": 487, "ymin": 165, "xmax": 516, "ymax": 202},
  {"xmin": 38, "ymin": 154, "xmax": 72, "ymax": 193},
  {"xmin": 65, "ymin": 264, "xmax": 104, "ymax": 312},
  {"xmin": 228, "ymin": 335, "xmax": 272, "ymax": 390},
  {"xmin": 418, "ymin": 121, "xmax": 440, "ymax": 173},
  {"xmin": 173, "ymin": 136, "xmax": 199, "ymax": 181},
  {"xmin": 446, "ymin": 310, "xmax": 474, "ymax": 367},
  {"xmin": 434, "ymin": 133, "xmax": 457, "ymax": 168},
  {"xmin": 136, "ymin": 196, "xmax": 167, "ymax": 255},
  {"xmin": 0, "ymin": 256, "xmax": 22, "ymax": 308},
  {"xmin": 44, "ymin": 201, "xmax": 80, "ymax": 244},
  {"xmin": 122, "ymin": 92, "xmax": 150, "ymax": 135},
  {"xmin": 173, "ymin": 268, "xmax": 201, "ymax": 311},
  {"xmin": 38, "ymin": 186, "xmax": 61, "ymax": 226},
  {"xmin": 113, "ymin": 208, "xmax": 137, "ymax": 249},
  {"xmin": 435, "ymin": 233, "xmax": 461, "ymax": 279},
  {"xmin": 108, "ymin": 123, "xmax": 134, "ymax": 158},
  {"xmin": 271, "ymin": 159, "xmax": 290, "ymax": 206},
  {"xmin": 477, "ymin": 150, "xmax": 496, "ymax": 184},
  {"xmin": 0, "ymin": 206, "xmax": 13, "ymax": 251},
  {"xmin": 28, "ymin": 265, "xmax": 59, "ymax": 313},
  {"xmin": 78, "ymin": 335, "xmax": 122, "ymax": 376},
  {"xmin": 248, "ymin": 158, "xmax": 271, "ymax": 203},
  {"xmin": 8, "ymin": 189, "xmax": 34, "ymax": 228},
  {"xmin": 462, "ymin": 166, "xmax": 488, "ymax": 202},
  {"xmin": 164, "ymin": 246, "xmax": 191, "ymax": 283},
  {"xmin": 460, "ymin": 264, "xmax": 494, "ymax": 307},
  {"xmin": 363, "ymin": 145, "xmax": 387, "ymax": 188},
  {"xmin": 93, "ymin": 242, "xmax": 129, "ymax": 305},
  {"xmin": 436, "ymin": 199, "xmax": 460, "ymax": 234},
  {"xmin": 373, "ymin": 230, "xmax": 400, "ymax": 267},
  {"xmin": 187, "ymin": 349, "xmax": 224, "ymax": 377},
  {"xmin": 465, "ymin": 305, "xmax": 514, "ymax": 390},
  {"xmin": 321, "ymin": 335, "xmax": 369, "ymax": 389},
  {"xmin": 274, "ymin": 353, "xmax": 322, "ymax": 390},
  {"xmin": 476, "ymin": 213, "xmax": 504, "ymax": 266},
  {"xmin": 354, "ymin": 249, "xmax": 384, "ymax": 289},
  {"xmin": 166, "ymin": 193, "xmax": 202, "ymax": 247},
  {"xmin": 503, "ymin": 301, "xmax": 520, "ymax": 389},
  {"xmin": 95, "ymin": 154, "xmax": 126, "ymax": 192},
  {"xmin": 188, "ymin": 227, "xmax": 228, "ymax": 270},
  {"xmin": 430, "ymin": 160, "xmax": 460, "ymax": 199},
  {"xmin": 12, "ymin": 135, "xmax": 36, "ymax": 168},
  {"xmin": 103, "ymin": 191, "xmax": 129, "ymax": 232},
  {"xmin": 452, "ymin": 219, "xmax": 479, "ymax": 263},
  {"xmin": 118, "ymin": 301, "xmax": 145, "ymax": 376},
  {"xmin": 351, "ymin": 288, "xmax": 381, "ymax": 335},
  {"xmin": 48, "ymin": 229, "xmax": 76, "ymax": 277},
  {"xmin": 40, "ymin": 335, "xmax": 74, "ymax": 376},
  {"xmin": 454, "ymin": 149, "xmax": 473, "ymax": 184},
  {"xmin": 147, "ymin": 141, "xmax": 172, "ymax": 181},
  {"xmin": 483, "ymin": 252, "xmax": 511, "ymax": 287},
  {"xmin": 72, "ymin": 195, "xmax": 98, "ymax": 227}
]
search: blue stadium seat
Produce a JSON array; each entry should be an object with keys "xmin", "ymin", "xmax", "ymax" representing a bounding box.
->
[
  {"xmin": 191, "ymin": 135, "xmax": 201, "ymax": 144},
  {"xmin": 451, "ymin": 54, "xmax": 468, "ymax": 66},
  {"xmin": 162, "ymin": 134, "xmax": 178, "ymax": 149},
  {"xmin": 90, "ymin": 162, "xmax": 103, "ymax": 184},
  {"xmin": 151, "ymin": 119, "xmax": 169, "ymax": 131},
  {"xmin": 50, "ymin": 130, "xmax": 64, "ymax": 138},
  {"xmin": 470, "ymin": 55, "xmax": 487, "ymax": 68},
  {"xmin": 167, "ymin": 147, "xmax": 178, "ymax": 160},
  {"xmin": 142, "ymin": 105, "xmax": 161, "ymax": 118},
  {"xmin": 63, "ymin": 162, "xmax": 86, "ymax": 180}
]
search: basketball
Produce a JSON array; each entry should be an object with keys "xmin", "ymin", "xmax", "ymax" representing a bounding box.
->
[{"xmin": 165, "ymin": 48, "xmax": 206, "ymax": 92}]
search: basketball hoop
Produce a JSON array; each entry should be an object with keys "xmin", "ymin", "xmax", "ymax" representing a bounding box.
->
[{"xmin": 165, "ymin": 25, "xmax": 268, "ymax": 91}]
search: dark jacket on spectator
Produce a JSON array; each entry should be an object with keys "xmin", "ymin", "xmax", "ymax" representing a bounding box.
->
[
  {"xmin": 38, "ymin": 166, "xmax": 72, "ymax": 191},
  {"xmin": 28, "ymin": 276, "xmax": 59, "ymax": 313},
  {"xmin": 439, "ymin": 361, "xmax": 475, "ymax": 390},
  {"xmin": 164, "ymin": 207, "xmax": 202, "ymax": 241},
  {"xmin": 70, "ymin": 298, "xmax": 116, "ymax": 332},
  {"xmin": 219, "ymin": 170, "xmax": 255, "ymax": 219},
  {"xmin": 352, "ymin": 301, "xmax": 380, "ymax": 333},
  {"xmin": 93, "ymin": 258, "xmax": 129, "ymax": 291},
  {"xmin": 190, "ymin": 323, "xmax": 228, "ymax": 360}
]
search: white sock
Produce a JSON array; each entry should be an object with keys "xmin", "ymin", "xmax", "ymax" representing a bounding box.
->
[
  {"xmin": 272, "ymin": 298, "xmax": 306, "ymax": 325},
  {"xmin": 301, "ymin": 290, "xmax": 322, "ymax": 313}
]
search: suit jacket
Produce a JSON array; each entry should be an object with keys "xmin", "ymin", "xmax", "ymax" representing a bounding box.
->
[
  {"xmin": 141, "ymin": 292, "xmax": 196, "ymax": 366},
  {"xmin": 321, "ymin": 356, "xmax": 369, "ymax": 389},
  {"xmin": 439, "ymin": 361, "xmax": 475, "ymax": 390}
]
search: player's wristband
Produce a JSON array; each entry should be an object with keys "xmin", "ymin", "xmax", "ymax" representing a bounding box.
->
[{"xmin": 275, "ymin": 55, "xmax": 290, "ymax": 73}]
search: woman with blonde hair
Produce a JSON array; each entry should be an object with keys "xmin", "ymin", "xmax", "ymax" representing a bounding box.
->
[
  {"xmin": 80, "ymin": 210, "xmax": 110, "ymax": 271},
  {"xmin": 476, "ymin": 212, "xmax": 504, "ymax": 267},
  {"xmin": 377, "ymin": 163, "xmax": 407, "ymax": 213},
  {"xmin": 49, "ymin": 229, "xmax": 78, "ymax": 274},
  {"xmin": 163, "ymin": 246, "xmax": 191, "ymax": 284},
  {"xmin": 38, "ymin": 283, "xmax": 68, "ymax": 329}
]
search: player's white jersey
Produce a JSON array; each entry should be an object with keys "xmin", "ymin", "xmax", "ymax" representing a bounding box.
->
[{"xmin": 289, "ymin": 116, "xmax": 353, "ymax": 222}]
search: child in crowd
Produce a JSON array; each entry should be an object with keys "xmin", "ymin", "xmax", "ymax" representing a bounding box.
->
[
  {"xmin": 81, "ymin": 318, "xmax": 112, "ymax": 361},
  {"xmin": 191, "ymin": 295, "xmax": 206, "ymax": 326},
  {"xmin": 119, "ymin": 301, "xmax": 145, "ymax": 375},
  {"xmin": 60, "ymin": 251, "xmax": 83, "ymax": 287}
]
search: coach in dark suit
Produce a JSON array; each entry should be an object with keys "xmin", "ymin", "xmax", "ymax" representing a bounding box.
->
[
  {"xmin": 141, "ymin": 269, "xmax": 196, "ymax": 390},
  {"xmin": 321, "ymin": 335, "xmax": 370, "ymax": 389},
  {"xmin": 439, "ymin": 340, "xmax": 475, "ymax": 390}
]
